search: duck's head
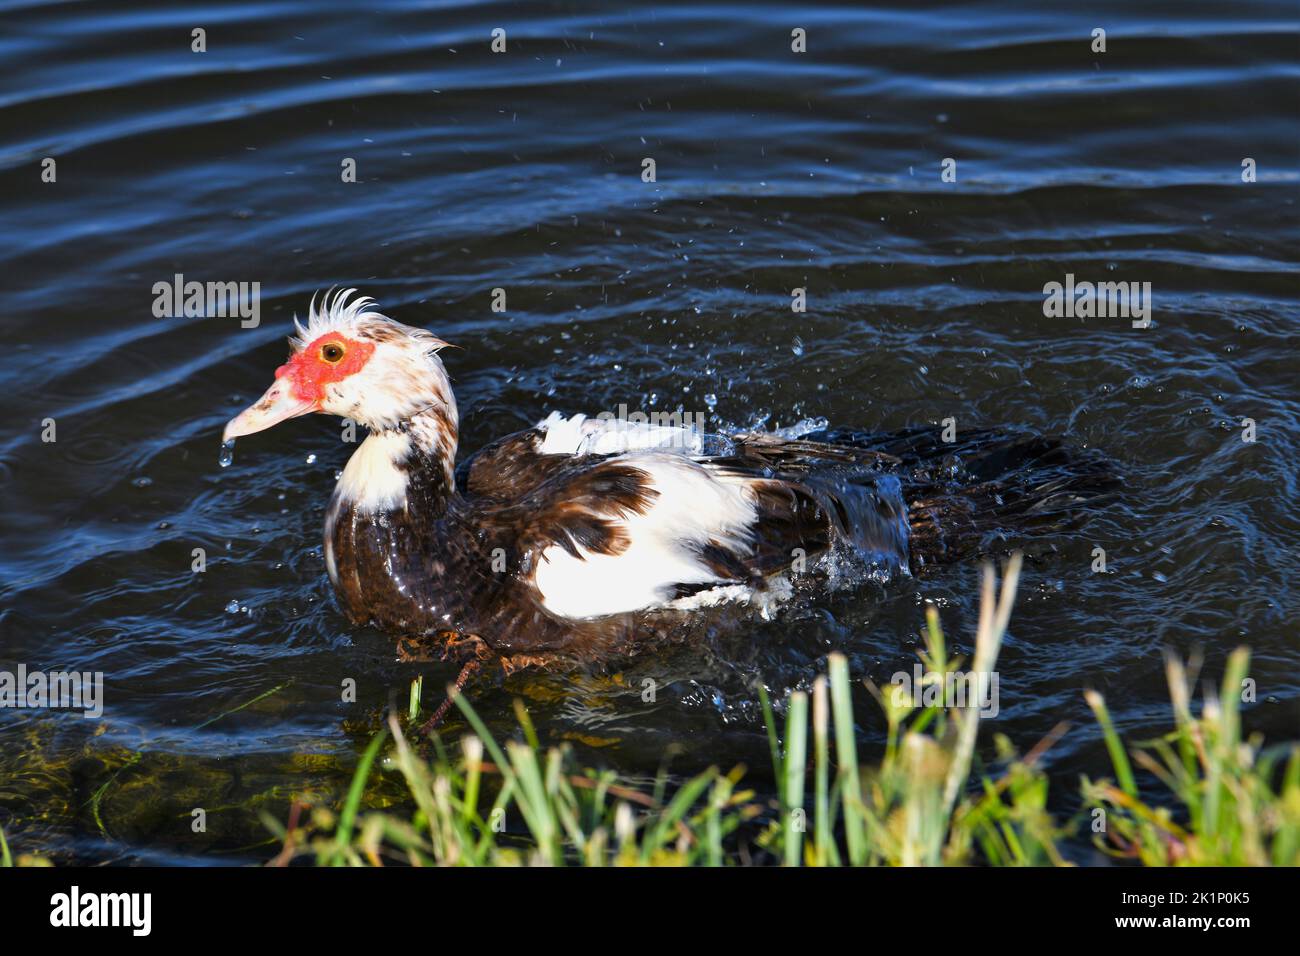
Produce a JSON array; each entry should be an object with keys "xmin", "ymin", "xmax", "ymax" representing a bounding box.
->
[{"xmin": 224, "ymin": 289, "xmax": 458, "ymax": 443}]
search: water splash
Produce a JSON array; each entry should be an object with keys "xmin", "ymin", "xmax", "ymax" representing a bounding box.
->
[
  {"xmin": 771, "ymin": 416, "xmax": 830, "ymax": 440},
  {"xmin": 219, "ymin": 438, "xmax": 235, "ymax": 468}
]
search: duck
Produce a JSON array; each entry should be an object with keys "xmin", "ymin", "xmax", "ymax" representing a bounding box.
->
[{"xmin": 224, "ymin": 289, "xmax": 1111, "ymax": 724}]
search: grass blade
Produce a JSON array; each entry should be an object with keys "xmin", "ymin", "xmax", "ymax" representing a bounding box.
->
[
  {"xmin": 783, "ymin": 690, "xmax": 808, "ymax": 866},
  {"xmin": 331, "ymin": 727, "xmax": 389, "ymax": 866},
  {"xmin": 828, "ymin": 653, "xmax": 866, "ymax": 864}
]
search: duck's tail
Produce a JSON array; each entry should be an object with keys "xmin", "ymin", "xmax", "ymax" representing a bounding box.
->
[{"xmin": 811, "ymin": 426, "xmax": 1118, "ymax": 570}]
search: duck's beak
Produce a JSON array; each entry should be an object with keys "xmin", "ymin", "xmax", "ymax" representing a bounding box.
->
[{"xmin": 223, "ymin": 379, "xmax": 317, "ymax": 441}]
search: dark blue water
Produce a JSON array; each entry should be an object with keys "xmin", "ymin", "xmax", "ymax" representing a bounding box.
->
[{"xmin": 0, "ymin": 0, "xmax": 1297, "ymax": 864}]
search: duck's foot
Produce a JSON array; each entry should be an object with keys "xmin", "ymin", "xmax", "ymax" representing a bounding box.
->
[
  {"xmin": 499, "ymin": 653, "xmax": 550, "ymax": 677},
  {"xmin": 398, "ymin": 628, "xmax": 492, "ymax": 663},
  {"xmin": 440, "ymin": 631, "xmax": 494, "ymax": 664},
  {"xmin": 420, "ymin": 658, "xmax": 483, "ymax": 736}
]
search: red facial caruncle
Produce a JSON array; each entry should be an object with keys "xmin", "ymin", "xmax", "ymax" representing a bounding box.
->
[
  {"xmin": 277, "ymin": 333, "xmax": 377, "ymax": 404},
  {"xmin": 222, "ymin": 332, "xmax": 376, "ymax": 442}
]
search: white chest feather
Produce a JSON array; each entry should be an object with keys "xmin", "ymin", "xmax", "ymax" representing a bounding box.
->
[{"xmin": 335, "ymin": 431, "xmax": 411, "ymax": 512}]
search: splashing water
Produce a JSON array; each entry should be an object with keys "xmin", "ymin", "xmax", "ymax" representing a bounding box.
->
[
  {"xmin": 771, "ymin": 417, "xmax": 830, "ymax": 440},
  {"xmin": 218, "ymin": 439, "xmax": 235, "ymax": 468}
]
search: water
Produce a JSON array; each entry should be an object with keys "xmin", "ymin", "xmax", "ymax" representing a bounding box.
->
[{"xmin": 0, "ymin": 0, "xmax": 1297, "ymax": 865}]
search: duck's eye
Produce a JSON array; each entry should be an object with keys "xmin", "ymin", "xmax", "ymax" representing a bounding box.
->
[{"xmin": 320, "ymin": 342, "xmax": 345, "ymax": 364}]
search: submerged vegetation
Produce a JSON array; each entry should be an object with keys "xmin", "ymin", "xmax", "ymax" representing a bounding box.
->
[{"xmin": 255, "ymin": 554, "xmax": 1299, "ymax": 867}]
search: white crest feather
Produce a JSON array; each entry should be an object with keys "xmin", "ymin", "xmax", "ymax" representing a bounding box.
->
[{"xmin": 290, "ymin": 287, "xmax": 390, "ymax": 351}]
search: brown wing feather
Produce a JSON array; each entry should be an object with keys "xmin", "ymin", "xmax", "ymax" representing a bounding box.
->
[{"xmin": 464, "ymin": 427, "xmax": 553, "ymax": 500}]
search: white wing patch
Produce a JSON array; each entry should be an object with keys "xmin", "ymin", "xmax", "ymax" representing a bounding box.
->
[
  {"xmin": 532, "ymin": 454, "xmax": 759, "ymax": 619},
  {"xmin": 536, "ymin": 411, "xmax": 705, "ymax": 457}
]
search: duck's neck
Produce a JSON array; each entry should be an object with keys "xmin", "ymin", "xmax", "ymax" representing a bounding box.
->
[{"xmin": 334, "ymin": 407, "xmax": 459, "ymax": 516}]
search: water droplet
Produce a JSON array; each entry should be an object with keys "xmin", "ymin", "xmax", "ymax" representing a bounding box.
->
[
  {"xmin": 219, "ymin": 439, "xmax": 235, "ymax": 468},
  {"xmin": 305, "ymin": 453, "xmax": 317, "ymax": 464},
  {"xmin": 791, "ymin": 336, "xmax": 804, "ymax": 356},
  {"xmin": 224, "ymin": 599, "xmax": 240, "ymax": 614},
  {"xmin": 132, "ymin": 476, "xmax": 153, "ymax": 488}
]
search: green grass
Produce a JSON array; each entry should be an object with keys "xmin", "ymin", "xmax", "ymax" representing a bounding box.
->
[
  {"xmin": 1083, "ymin": 648, "xmax": 1300, "ymax": 866},
  {"xmin": 264, "ymin": 551, "xmax": 1297, "ymax": 867}
]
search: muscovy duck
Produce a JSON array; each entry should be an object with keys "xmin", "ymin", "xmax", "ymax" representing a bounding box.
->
[{"xmin": 224, "ymin": 290, "xmax": 1110, "ymax": 713}]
